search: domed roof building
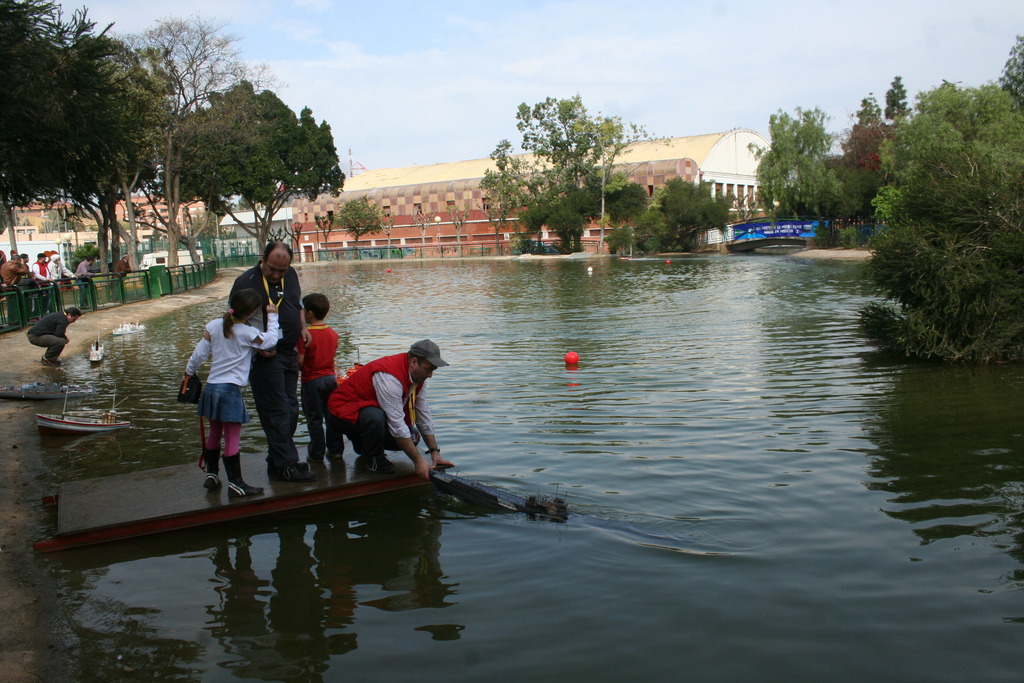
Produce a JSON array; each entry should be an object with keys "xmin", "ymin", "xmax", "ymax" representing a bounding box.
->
[{"xmin": 290, "ymin": 128, "xmax": 767, "ymax": 258}]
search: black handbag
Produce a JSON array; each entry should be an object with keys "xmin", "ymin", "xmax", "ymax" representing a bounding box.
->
[{"xmin": 178, "ymin": 374, "xmax": 202, "ymax": 404}]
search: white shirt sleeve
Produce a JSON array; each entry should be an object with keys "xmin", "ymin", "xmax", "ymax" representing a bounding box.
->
[
  {"xmin": 372, "ymin": 372, "xmax": 412, "ymax": 439},
  {"xmin": 185, "ymin": 335, "xmax": 211, "ymax": 376}
]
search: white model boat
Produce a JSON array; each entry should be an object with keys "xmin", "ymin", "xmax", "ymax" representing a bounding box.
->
[
  {"xmin": 88, "ymin": 339, "xmax": 105, "ymax": 363},
  {"xmin": 112, "ymin": 321, "xmax": 145, "ymax": 336}
]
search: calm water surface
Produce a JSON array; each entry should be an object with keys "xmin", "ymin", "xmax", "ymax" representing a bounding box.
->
[{"xmin": 33, "ymin": 255, "xmax": 1024, "ymax": 681}]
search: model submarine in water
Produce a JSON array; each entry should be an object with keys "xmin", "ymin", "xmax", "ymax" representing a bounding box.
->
[{"xmin": 429, "ymin": 467, "xmax": 568, "ymax": 522}]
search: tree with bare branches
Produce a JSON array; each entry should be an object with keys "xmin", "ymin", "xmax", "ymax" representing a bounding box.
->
[
  {"xmin": 447, "ymin": 203, "xmax": 471, "ymax": 255},
  {"xmin": 132, "ymin": 15, "xmax": 268, "ymax": 267}
]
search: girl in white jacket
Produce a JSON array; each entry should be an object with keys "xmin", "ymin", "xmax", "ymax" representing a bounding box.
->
[{"xmin": 184, "ymin": 288, "xmax": 280, "ymax": 498}]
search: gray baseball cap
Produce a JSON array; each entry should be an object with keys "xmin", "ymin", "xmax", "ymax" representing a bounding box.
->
[{"xmin": 409, "ymin": 339, "xmax": 449, "ymax": 367}]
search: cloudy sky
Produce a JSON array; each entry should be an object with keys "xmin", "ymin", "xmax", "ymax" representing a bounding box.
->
[{"xmin": 66, "ymin": 0, "xmax": 1023, "ymax": 172}]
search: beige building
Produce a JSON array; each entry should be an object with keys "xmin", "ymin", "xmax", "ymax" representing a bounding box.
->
[{"xmin": 291, "ymin": 128, "xmax": 768, "ymax": 258}]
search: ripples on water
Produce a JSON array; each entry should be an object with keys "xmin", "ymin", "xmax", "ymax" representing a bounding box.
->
[{"xmin": 40, "ymin": 255, "xmax": 1024, "ymax": 681}]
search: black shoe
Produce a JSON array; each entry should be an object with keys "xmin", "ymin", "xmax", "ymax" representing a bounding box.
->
[
  {"xmin": 203, "ymin": 473, "xmax": 221, "ymax": 490},
  {"xmin": 227, "ymin": 479, "xmax": 264, "ymax": 498},
  {"xmin": 367, "ymin": 456, "xmax": 396, "ymax": 475},
  {"xmin": 273, "ymin": 464, "xmax": 317, "ymax": 482},
  {"xmin": 41, "ymin": 357, "xmax": 61, "ymax": 367},
  {"xmin": 327, "ymin": 450, "xmax": 344, "ymax": 462}
]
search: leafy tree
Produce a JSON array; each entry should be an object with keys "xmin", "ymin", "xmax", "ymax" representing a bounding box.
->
[
  {"xmin": 604, "ymin": 225, "xmax": 634, "ymax": 255},
  {"xmin": 67, "ymin": 39, "xmax": 164, "ymax": 272},
  {"xmin": 334, "ymin": 197, "xmax": 382, "ymax": 251},
  {"xmin": 870, "ymin": 185, "xmax": 902, "ymax": 224},
  {"xmin": 516, "ymin": 94, "xmax": 598, "ymax": 193},
  {"xmin": 483, "ymin": 95, "xmax": 650, "ymax": 252},
  {"xmin": 830, "ymin": 163, "xmax": 883, "ymax": 220},
  {"xmin": 632, "ymin": 204, "xmax": 668, "ymax": 253},
  {"xmin": 844, "ymin": 95, "xmax": 886, "ymax": 170},
  {"xmin": 861, "ymin": 83, "xmax": 1024, "ymax": 362},
  {"xmin": 884, "ymin": 75, "xmax": 909, "ymax": 121},
  {"xmin": 0, "ymin": 0, "xmax": 122, "ymax": 253},
  {"xmin": 480, "ymin": 139, "xmax": 528, "ymax": 250},
  {"xmin": 193, "ymin": 82, "xmax": 344, "ymax": 246},
  {"xmin": 545, "ymin": 200, "xmax": 587, "ymax": 253},
  {"xmin": 753, "ymin": 106, "xmax": 839, "ymax": 235},
  {"xmin": 999, "ymin": 35, "xmax": 1024, "ymax": 108},
  {"xmin": 830, "ymin": 96, "xmax": 887, "ymax": 221},
  {"xmin": 601, "ymin": 179, "xmax": 647, "ymax": 252},
  {"xmin": 653, "ymin": 177, "xmax": 731, "ymax": 251},
  {"xmin": 593, "ymin": 114, "xmax": 647, "ymax": 250},
  {"xmin": 605, "ymin": 180, "xmax": 648, "ymax": 226}
]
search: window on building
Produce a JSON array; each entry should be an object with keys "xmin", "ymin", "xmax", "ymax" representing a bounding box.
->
[{"xmin": 414, "ymin": 203, "xmax": 422, "ymax": 215}]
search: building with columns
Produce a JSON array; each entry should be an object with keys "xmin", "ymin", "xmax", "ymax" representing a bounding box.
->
[{"xmin": 290, "ymin": 128, "xmax": 768, "ymax": 259}]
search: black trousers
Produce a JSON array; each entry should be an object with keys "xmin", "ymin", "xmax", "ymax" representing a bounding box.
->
[
  {"xmin": 327, "ymin": 406, "xmax": 401, "ymax": 460},
  {"xmin": 250, "ymin": 350, "xmax": 301, "ymax": 470},
  {"xmin": 300, "ymin": 374, "xmax": 342, "ymax": 459}
]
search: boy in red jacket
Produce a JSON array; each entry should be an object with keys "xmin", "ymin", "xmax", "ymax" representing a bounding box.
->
[{"xmin": 296, "ymin": 293, "xmax": 343, "ymax": 462}]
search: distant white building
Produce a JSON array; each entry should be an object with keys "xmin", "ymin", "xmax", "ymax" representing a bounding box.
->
[{"xmin": 217, "ymin": 208, "xmax": 293, "ymax": 257}]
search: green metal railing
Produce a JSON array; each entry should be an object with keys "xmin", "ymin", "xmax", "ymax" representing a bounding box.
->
[
  {"xmin": 0, "ymin": 257, "xmax": 235, "ymax": 335},
  {"xmin": 310, "ymin": 244, "xmax": 509, "ymax": 261}
]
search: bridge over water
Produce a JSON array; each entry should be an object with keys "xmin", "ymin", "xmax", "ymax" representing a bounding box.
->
[{"xmin": 702, "ymin": 219, "xmax": 821, "ymax": 252}]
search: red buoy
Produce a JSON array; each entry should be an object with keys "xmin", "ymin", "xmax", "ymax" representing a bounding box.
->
[
  {"xmin": 665, "ymin": 259, "xmax": 671, "ymax": 264},
  {"xmin": 564, "ymin": 351, "xmax": 579, "ymax": 365}
]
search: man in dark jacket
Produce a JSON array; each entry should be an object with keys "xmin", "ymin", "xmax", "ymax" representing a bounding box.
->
[
  {"xmin": 230, "ymin": 242, "xmax": 314, "ymax": 482},
  {"xmin": 27, "ymin": 307, "xmax": 82, "ymax": 366}
]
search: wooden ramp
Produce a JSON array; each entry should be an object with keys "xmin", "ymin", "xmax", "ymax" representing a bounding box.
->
[{"xmin": 34, "ymin": 457, "xmax": 427, "ymax": 553}]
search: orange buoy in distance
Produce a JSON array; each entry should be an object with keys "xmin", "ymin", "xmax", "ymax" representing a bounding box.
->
[{"xmin": 564, "ymin": 351, "xmax": 579, "ymax": 365}]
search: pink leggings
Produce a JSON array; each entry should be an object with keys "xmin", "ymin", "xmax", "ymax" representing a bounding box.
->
[{"xmin": 205, "ymin": 420, "xmax": 241, "ymax": 455}]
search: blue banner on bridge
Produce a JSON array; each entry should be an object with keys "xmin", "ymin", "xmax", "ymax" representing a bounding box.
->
[{"xmin": 731, "ymin": 219, "xmax": 819, "ymax": 241}]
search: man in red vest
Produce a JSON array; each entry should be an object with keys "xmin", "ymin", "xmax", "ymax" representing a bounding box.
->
[{"xmin": 327, "ymin": 339, "xmax": 454, "ymax": 479}]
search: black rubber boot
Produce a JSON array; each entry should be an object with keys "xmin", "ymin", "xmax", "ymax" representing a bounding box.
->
[
  {"xmin": 223, "ymin": 454, "xmax": 264, "ymax": 499},
  {"xmin": 202, "ymin": 447, "xmax": 221, "ymax": 491}
]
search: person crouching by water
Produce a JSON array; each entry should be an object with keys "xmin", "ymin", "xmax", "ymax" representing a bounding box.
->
[
  {"xmin": 27, "ymin": 307, "xmax": 82, "ymax": 366},
  {"xmin": 326, "ymin": 339, "xmax": 455, "ymax": 480},
  {"xmin": 184, "ymin": 288, "xmax": 280, "ymax": 499}
]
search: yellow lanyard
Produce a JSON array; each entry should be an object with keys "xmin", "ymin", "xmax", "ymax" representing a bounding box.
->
[
  {"xmin": 408, "ymin": 383, "xmax": 417, "ymax": 424},
  {"xmin": 262, "ymin": 275, "xmax": 283, "ymax": 306}
]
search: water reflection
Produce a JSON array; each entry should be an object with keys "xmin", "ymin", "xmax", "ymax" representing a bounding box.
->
[
  {"xmin": 56, "ymin": 497, "xmax": 457, "ymax": 680},
  {"xmin": 862, "ymin": 357, "xmax": 1024, "ymax": 578},
  {"xmin": 41, "ymin": 256, "xmax": 1024, "ymax": 680}
]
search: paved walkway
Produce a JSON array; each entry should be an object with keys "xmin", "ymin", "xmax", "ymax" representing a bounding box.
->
[{"xmin": 0, "ymin": 270, "xmax": 237, "ymax": 683}]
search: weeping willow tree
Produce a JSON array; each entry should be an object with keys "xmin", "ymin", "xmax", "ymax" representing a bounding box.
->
[{"xmin": 861, "ymin": 83, "xmax": 1024, "ymax": 362}]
